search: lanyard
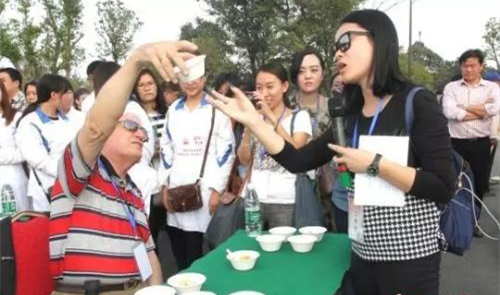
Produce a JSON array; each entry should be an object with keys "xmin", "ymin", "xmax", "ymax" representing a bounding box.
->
[
  {"xmin": 97, "ymin": 158, "xmax": 139, "ymax": 238},
  {"xmin": 259, "ymin": 106, "xmax": 287, "ymax": 161},
  {"xmin": 298, "ymin": 95, "xmax": 320, "ymax": 131},
  {"xmin": 352, "ymin": 97, "xmax": 385, "ymax": 148}
]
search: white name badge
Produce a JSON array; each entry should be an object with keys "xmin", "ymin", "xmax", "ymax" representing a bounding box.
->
[
  {"xmin": 133, "ymin": 242, "xmax": 153, "ymax": 281},
  {"xmin": 348, "ymin": 197, "xmax": 364, "ymax": 243}
]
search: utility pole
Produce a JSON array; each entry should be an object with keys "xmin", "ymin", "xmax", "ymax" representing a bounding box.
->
[{"xmin": 408, "ymin": 0, "xmax": 413, "ymax": 77}]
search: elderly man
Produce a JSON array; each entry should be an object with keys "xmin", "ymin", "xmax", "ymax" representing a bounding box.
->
[{"xmin": 49, "ymin": 40, "xmax": 198, "ymax": 294}]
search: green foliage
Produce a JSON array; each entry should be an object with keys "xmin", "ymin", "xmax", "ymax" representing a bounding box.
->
[
  {"xmin": 483, "ymin": 17, "xmax": 500, "ymax": 70},
  {"xmin": 39, "ymin": 0, "xmax": 85, "ymax": 77},
  {"xmin": 180, "ymin": 18, "xmax": 236, "ymax": 83},
  {"xmin": 11, "ymin": 0, "xmax": 43, "ymax": 80},
  {"xmin": 201, "ymin": 0, "xmax": 360, "ymax": 78},
  {"xmin": 95, "ymin": 0, "xmax": 142, "ymax": 63},
  {"xmin": 400, "ymin": 52, "xmax": 434, "ymax": 90}
]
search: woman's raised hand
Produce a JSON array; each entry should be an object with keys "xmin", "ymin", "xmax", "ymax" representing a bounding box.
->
[{"xmin": 207, "ymin": 85, "xmax": 261, "ymax": 126}]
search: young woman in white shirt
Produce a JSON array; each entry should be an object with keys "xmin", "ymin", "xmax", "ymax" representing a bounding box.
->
[
  {"xmin": 0, "ymin": 81, "xmax": 28, "ymax": 211},
  {"xmin": 238, "ymin": 62, "xmax": 312, "ymax": 228},
  {"xmin": 16, "ymin": 74, "xmax": 79, "ymax": 212}
]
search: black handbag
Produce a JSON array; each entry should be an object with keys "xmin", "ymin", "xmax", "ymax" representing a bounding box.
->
[{"xmin": 0, "ymin": 216, "xmax": 16, "ymax": 295}]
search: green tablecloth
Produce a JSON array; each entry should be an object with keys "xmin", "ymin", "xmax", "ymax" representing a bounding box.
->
[{"xmin": 183, "ymin": 230, "xmax": 351, "ymax": 295}]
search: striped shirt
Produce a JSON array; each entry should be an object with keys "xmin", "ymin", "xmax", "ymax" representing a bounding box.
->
[
  {"xmin": 442, "ymin": 79, "xmax": 500, "ymax": 138},
  {"xmin": 49, "ymin": 139, "xmax": 155, "ymax": 285}
]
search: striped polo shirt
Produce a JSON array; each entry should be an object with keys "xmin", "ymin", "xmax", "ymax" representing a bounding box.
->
[{"xmin": 49, "ymin": 138, "xmax": 155, "ymax": 285}]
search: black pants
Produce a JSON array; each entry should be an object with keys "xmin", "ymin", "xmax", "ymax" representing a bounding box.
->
[
  {"xmin": 166, "ymin": 225, "xmax": 203, "ymax": 271},
  {"xmin": 486, "ymin": 141, "xmax": 498, "ymax": 192},
  {"xmin": 148, "ymin": 196, "xmax": 166, "ymax": 253},
  {"xmin": 333, "ymin": 204, "xmax": 348, "ymax": 234},
  {"xmin": 350, "ymin": 252, "xmax": 441, "ymax": 295},
  {"xmin": 451, "ymin": 138, "xmax": 491, "ymax": 210}
]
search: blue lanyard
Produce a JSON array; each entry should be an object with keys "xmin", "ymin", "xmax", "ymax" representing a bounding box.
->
[
  {"xmin": 352, "ymin": 97, "xmax": 385, "ymax": 148},
  {"xmin": 97, "ymin": 158, "xmax": 139, "ymax": 238}
]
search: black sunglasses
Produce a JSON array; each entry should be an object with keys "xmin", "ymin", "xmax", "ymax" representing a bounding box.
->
[
  {"xmin": 334, "ymin": 31, "xmax": 373, "ymax": 53},
  {"xmin": 119, "ymin": 120, "xmax": 149, "ymax": 143}
]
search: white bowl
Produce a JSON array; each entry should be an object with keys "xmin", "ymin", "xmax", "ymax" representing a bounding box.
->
[
  {"xmin": 183, "ymin": 292, "xmax": 216, "ymax": 295},
  {"xmin": 167, "ymin": 272, "xmax": 206, "ymax": 294},
  {"xmin": 227, "ymin": 250, "xmax": 260, "ymax": 271},
  {"xmin": 174, "ymin": 55, "xmax": 206, "ymax": 83},
  {"xmin": 256, "ymin": 234, "xmax": 285, "ymax": 252},
  {"xmin": 288, "ymin": 234, "xmax": 317, "ymax": 253},
  {"xmin": 269, "ymin": 226, "xmax": 296, "ymax": 241},
  {"xmin": 299, "ymin": 226, "xmax": 327, "ymax": 242},
  {"xmin": 134, "ymin": 285, "xmax": 176, "ymax": 295}
]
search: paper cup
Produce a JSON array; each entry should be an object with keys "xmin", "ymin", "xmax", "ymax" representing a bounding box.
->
[{"xmin": 174, "ymin": 55, "xmax": 206, "ymax": 83}]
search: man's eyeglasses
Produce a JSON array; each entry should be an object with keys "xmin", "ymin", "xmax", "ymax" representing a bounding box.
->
[
  {"xmin": 119, "ymin": 120, "xmax": 149, "ymax": 143},
  {"xmin": 334, "ymin": 31, "xmax": 373, "ymax": 53}
]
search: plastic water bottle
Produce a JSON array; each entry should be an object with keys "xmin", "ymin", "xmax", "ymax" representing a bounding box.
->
[
  {"xmin": 1, "ymin": 185, "xmax": 16, "ymax": 217},
  {"xmin": 245, "ymin": 183, "xmax": 262, "ymax": 237}
]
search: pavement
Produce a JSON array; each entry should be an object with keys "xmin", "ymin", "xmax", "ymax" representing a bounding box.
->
[{"xmin": 440, "ymin": 147, "xmax": 500, "ymax": 295}]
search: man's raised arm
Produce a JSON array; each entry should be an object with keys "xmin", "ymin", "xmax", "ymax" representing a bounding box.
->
[{"xmin": 77, "ymin": 41, "xmax": 198, "ymax": 168}]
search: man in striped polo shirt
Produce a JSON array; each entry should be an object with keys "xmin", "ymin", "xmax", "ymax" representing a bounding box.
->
[
  {"xmin": 442, "ymin": 49, "xmax": 500, "ymax": 237},
  {"xmin": 49, "ymin": 40, "xmax": 198, "ymax": 294}
]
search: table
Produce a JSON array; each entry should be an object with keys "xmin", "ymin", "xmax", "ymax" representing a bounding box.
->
[{"xmin": 183, "ymin": 230, "xmax": 351, "ymax": 295}]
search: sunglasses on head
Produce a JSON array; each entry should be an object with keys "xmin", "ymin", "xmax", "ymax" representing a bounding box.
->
[
  {"xmin": 119, "ymin": 119, "xmax": 149, "ymax": 143},
  {"xmin": 334, "ymin": 30, "xmax": 373, "ymax": 53}
]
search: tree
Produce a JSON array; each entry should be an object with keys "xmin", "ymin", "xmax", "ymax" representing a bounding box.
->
[
  {"xmin": 39, "ymin": 0, "xmax": 85, "ymax": 77},
  {"xmin": 180, "ymin": 18, "xmax": 237, "ymax": 82},
  {"xmin": 11, "ymin": 0, "xmax": 44, "ymax": 80},
  {"xmin": 203, "ymin": 0, "xmax": 360, "ymax": 75},
  {"xmin": 0, "ymin": 0, "xmax": 22, "ymax": 67},
  {"xmin": 95, "ymin": 0, "xmax": 142, "ymax": 63},
  {"xmin": 399, "ymin": 53, "xmax": 434, "ymax": 90},
  {"xmin": 483, "ymin": 18, "xmax": 500, "ymax": 70}
]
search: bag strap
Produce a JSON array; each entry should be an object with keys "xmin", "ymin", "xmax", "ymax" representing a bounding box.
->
[
  {"xmin": 198, "ymin": 106, "xmax": 216, "ymax": 181},
  {"xmin": 32, "ymin": 168, "xmax": 51, "ymax": 202},
  {"xmin": 404, "ymin": 86, "xmax": 425, "ymax": 136}
]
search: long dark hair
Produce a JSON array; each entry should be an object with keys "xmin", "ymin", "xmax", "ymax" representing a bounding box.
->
[
  {"xmin": 290, "ymin": 47, "xmax": 325, "ymax": 86},
  {"xmin": 133, "ymin": 68, "xmax": 167, "ymax": 115},
  {"xmin": 0, "ymin": 81, "xmax": 16, "ymax": 126},
  {"xmin": 17, "ymin": 74, "xmax": 70, "ymax": 126},
  {"xmin": 256, "ymin": 62, "xmax": 292, "ymax": 108},
  {"xmin": 340, "ymin": 9, "xmax": 407, "ymax": 114}
]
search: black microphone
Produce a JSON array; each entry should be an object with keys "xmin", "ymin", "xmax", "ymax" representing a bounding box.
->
[{"xmin": 328, "ymin": 92, "xmax": 352, "ymax": 187}]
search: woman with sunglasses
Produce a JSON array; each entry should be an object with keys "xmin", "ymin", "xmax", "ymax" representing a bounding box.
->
[{"xmin": 209, "ymin": 9, "xmax": 454, "ymax": 295}]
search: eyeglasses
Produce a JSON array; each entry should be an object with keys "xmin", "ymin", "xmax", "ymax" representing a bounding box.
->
[
  {"xmin": 118, "ymin": 120, "xmax": 149, "ymax": 143},
  {"xmin": 137, "ymin": 81, "xmax": 156, "ymax": 89},
  {"xmin": 334, "ymin": 31, "xmax": 373, "ymax": 53}
]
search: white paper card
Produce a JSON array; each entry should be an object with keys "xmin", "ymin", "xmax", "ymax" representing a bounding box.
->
[
  {"xmin": 133, "ymin": 243, "xmax": 153, "ymax": 281},
  {"xmin": 348, "ymin": 198, "xmax": 364, "ymax": 243},
  {"xmin": 354, "ymin": 135, "xmax": 409, "ymax": 207}
]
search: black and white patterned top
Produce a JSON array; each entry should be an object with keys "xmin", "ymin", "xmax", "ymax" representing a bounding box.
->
[{"xmin": 273, "ymin": 84, "xmax": 455, "ymax": 261}]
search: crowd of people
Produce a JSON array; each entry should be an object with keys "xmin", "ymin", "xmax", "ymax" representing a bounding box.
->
[{"xmin": 0, "ymin": 8, "xmax": 499, "ymax": 295}]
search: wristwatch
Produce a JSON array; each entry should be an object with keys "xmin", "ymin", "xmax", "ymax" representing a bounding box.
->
[{"xmin": 367, "ymin": 153, "xmax": 382, "ymax": 177}]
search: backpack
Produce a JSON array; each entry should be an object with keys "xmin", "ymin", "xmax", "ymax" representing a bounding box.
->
[{"xmin": 404, "ymin": 87, "xmax": 479, "ymax": 256}]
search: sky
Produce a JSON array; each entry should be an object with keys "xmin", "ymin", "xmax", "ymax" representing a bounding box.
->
[{"xmin": 4, "ymin": 0, "xmax": 500, "ymax": 75}]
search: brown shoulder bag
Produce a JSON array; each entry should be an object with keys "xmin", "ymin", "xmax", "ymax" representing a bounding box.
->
[{"xmin": 166, "ymin": 107, "xmax": 216, "ymax": 212}]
